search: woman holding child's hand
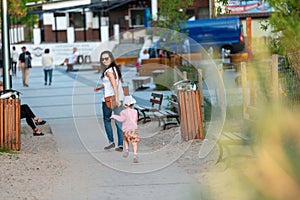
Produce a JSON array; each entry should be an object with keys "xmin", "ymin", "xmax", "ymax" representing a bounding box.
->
[{"xmin": 94, "ymin": 51, "xmax": 124, "ymax": 152}]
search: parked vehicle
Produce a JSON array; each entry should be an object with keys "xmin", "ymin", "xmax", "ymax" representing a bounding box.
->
[{"xmin": 151, "ymin": 16, "xmax": 245, "ymax": 57}]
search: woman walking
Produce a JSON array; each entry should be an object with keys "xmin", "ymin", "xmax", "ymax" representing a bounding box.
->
[
  {"xmin": 94, "ymin": 50, "xmax": 124, "ymax": 152},
  {"xmin": 11, "ymin": 46, "xmax": 19, "ymax": 76},
  {"xmin": 41, "ymin": 48, "xmax": 55, "ymax": 86}
]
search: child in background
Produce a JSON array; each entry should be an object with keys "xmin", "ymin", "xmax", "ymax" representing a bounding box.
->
[{"xmin": 110, "ymin": 95, "xmax": 140, "ymax": 163}]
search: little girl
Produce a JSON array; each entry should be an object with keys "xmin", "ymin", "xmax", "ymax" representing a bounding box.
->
[{"xmin": 110, "ymin": 95, "xmax": 140, "ymax": 163}]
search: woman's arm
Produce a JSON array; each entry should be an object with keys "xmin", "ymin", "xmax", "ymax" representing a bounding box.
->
[
  {"xmin": 107, "ymin": 71, "xmax": 121, "ymax": 107},
  {"xmin": 94, "ymin": 85, "xmax": 104, "ymax": 92}
]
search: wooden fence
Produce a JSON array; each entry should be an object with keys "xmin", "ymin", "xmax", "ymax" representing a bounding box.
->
[{"xmin": 240, "ymin": 54, "xmax": 300, "ymax": 119}]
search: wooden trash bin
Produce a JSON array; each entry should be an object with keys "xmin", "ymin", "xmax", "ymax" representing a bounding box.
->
[
  {"xmin": 178, "ymin": 90, "xmax": 204, "ymax": 141},
  {"xmin": 0, "ymin": 98, "xmax": 21, "ymax": 151}
]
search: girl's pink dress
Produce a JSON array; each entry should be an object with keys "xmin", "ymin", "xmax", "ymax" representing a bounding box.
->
[{"xmin": 111, "ymin": 108, "xmax": 140, "ymax": 142}]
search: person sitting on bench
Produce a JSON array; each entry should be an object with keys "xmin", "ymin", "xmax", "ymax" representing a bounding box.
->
[{"xmin": 60, "ymin": 47, "xmax": 79, "ymax": 68}]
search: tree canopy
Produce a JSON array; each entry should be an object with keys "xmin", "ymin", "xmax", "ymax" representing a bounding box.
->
[
  {"xmin": 267, "ymin": 0, "xmax": 300, "ymax": 54},
  {"xmin": 155, "ymin": 0, "xmax": 193, "ymax": 55}
]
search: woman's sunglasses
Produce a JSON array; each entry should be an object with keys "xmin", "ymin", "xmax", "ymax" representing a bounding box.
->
[{"xmin": 101, "ymin": 57, "xmax": 110, "ymax": 61}]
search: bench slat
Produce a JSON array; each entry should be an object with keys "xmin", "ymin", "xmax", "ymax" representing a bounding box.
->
[{"xmin": 135, "ymin": 92, "xmax": 163, "ymax": 123}]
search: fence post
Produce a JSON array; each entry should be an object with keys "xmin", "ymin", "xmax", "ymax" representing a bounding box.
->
[
  {"xmin": 249, "ymin": 65, "xmax": 255, "ymax": 106},
  {"xmin": 183, "ymin": 71, "xmax": 187, "ymax": 80},
  {"xmin": 174, "ymin": 66, "xmax": 178, "ymax": 83},
  {"xmin": 198, "ymin": 69, "xmax": 204, "ymax": 121},
  {"xmin": 217, "ymin": 64, "xmax": 225, "ymax": 109},
  {"xmin": 272, "ymin": 54, "xmax": 279, "ymax": 102},
  {"xmin": 241, "ymin": 62, "xmax": 249, "ymax": 119}
]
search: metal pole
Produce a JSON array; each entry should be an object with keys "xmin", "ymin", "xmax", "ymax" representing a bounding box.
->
[
  {"xmin": 83, "ymin": 8, "xmax": 86, "ymax": 41},
  {"xmin": 2, "ymin": 0, "xmax": 12, "ymax": 89},
  {"xmin": 98, "ymin": 11, "xmax": 101, "ymax": 41},
  {"xmin": 54, "ymin": 12, "xmax": 58, "ymax": 42}
]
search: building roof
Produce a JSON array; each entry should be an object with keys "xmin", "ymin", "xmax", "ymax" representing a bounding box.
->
[{"xmin": 27, "ymin": 0, "xmax": 134, "ymax": 14}]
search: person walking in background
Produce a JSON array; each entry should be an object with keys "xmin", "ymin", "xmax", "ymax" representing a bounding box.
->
[
  {"xmin": 0, "ymin": 81, "xmax": 46, "ymax": 136},
  {"xmin": 93, "ymin": 50, "xmax": 124, "ymax": 152},
  {"xmin": 18, "ymin": 46, "xmax": 32, "ymax": 87},
  {"xmin": 110, "ymin": 95, "xmax": 140, "ymax": 163},
  {"xmin": 11, "ymin": 46, "xmax": 19, "ymax": 76},
  {"xmin": 41, "ymin": 48, "xmax": 55, "ymax": 86}
]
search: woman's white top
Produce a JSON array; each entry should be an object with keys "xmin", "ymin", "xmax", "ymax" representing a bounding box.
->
[
  {"xmin": 102, "ymin": 67, "xmax": 124, "ymax": 102},
  {"xmin": 12, "ymin": 50, "xmax": 19, "ymax": 62},
  {"xmin": 138, "ymin": 52, "xmax": 150, "ymax": 66},
  {"xmin": 42, "ymin": 54, "xmax": 54, "ymax": 70}
]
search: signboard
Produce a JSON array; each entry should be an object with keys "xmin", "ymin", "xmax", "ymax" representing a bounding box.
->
[{"xmin": 223, "ymin": 0, "xmax": 273, "ymax": 14}]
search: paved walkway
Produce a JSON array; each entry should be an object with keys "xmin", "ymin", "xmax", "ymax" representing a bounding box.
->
[{"xmin": 12, "ymin": 65, "xmax": 202, "ymax": 200}]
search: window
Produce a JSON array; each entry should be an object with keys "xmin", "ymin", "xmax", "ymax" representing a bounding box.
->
[
  {"xmin": 129, "ymin": 8, "xmax": 145, "ymax": 27},
  {"xmin": 198, "ymin": 7, "xmax": 209, "ymax": 19},
  {"xmin": 69, "ymin": 12, "xmax": 84, "ymax": 28}
]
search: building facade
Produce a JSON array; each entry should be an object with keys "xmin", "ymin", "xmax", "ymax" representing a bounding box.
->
[{"xmin": 26, "ymin": 0, "xmax": 210, "ymax": 43}]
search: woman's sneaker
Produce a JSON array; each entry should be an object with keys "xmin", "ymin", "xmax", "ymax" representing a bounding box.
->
[
  {"xmin": 123, "ymin": 151, "xmax": 129, "ymax": 158},
  {"xmin": 133, "ymin": 155, "xmax": 139, "ymax": 163},
  {"xmin": 115, "ymin": 146, "xmax": 123, "ymax": 152},
  {"xmin": 104, "ymin": 142, "xmax": 115, "ymax": 150}
]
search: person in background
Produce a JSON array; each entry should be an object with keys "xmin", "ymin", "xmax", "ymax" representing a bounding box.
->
[
  {"xmin": 11, "ymin": 46, "xmax": 19, "ymax": 76},
  {"xmin": 41, "ymin": 48, "xmax": 55, "ymax": 86},
  {"xmin": 93, "ymin": 50, "xmax": 124, "ymax": 152},
  {"xmin": 158, "ymin": 49, "xmax": 165, "ymax": 58},
  {"xmin": 110, "ymin": 95, "xmax": 140, "ymax": 163},
  {"xmin": 0, "ymin": 81, "xmax": 46, "ymax": 136},
  {"xmin": 60, "ymin": 47, "xmax": 79, "ymax": 66},
  {"xmin": 138, "ymin": 48, "xmax": 150, "ymax": 65},
  {"xmin": 137, "ymin": 48, "xmax": 150, "ymax": 72},
  {"xmin": 18, "ymin": 46, "xmax": 32, "ymax": 87}
]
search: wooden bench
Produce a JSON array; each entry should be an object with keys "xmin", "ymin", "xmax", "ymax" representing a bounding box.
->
[
  {"xmin": 134, "ymin": 93, "xmax": 163, "ymax": 123},
  {"xmin": 154, "ymin": 94, "xmax": 180, "ymax": 130},
  {"xmin": 181, "ymin": 53, "xmax": 202, "ymax": 62},
  {"xmin": 115, "ymin": 56, "xmax": 138, "ymax": 67},
  {"xmin": 66, "ymin": 55, "xmax": 92, "ymax": 72},
  {"xmin": 66, "ymin": 55, "xmax": 83, "ymax": 72},
  {"xmin": 139, "ymin": 63, "xmax": 168, "ymax": 76},
  {"xmin": 217, "ymin": 131, "xmax": 255, "ymax": 167},
  {"xmin": 217, "ymin": 107, "xmax": 257, "ymax": 167},
  {"xmin": 138, "ymin": 54, "xmax": 201, "ymax": 76},
  {"xmin": 132, "ymin": 76, "xmax": 151, "ymax": 91},
  {"xmin": 92, "ymin": 64, "xmax": 106, "ymax": 73}
]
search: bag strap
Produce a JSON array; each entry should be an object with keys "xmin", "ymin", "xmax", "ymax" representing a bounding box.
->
[{"xmin": 103, "ymin": 66, "xmax": 117, "ymax": 79}]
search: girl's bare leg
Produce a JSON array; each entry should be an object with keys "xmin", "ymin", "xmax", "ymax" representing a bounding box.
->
[
  {"xmin": 132, "ymin": 142, "xmax": 138, "ymax": 154},
  {"xmin": 122, "ymin": 136, "xmax": 130, "ymax": 158},
  {"xmin": 124, "ymin": 136, "xmax": 129, "ymax": 151},
  {"xmin": 132, "ymin": 141, "xmax": 139, "ymax": 163}
]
